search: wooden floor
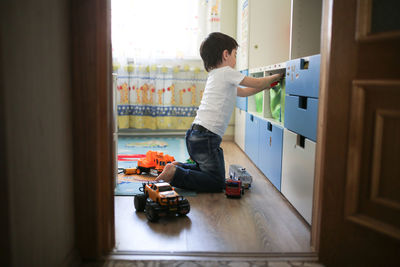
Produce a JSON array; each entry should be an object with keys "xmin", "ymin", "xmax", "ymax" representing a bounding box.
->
[{"xmin": 115, "ymin": 141, "xmax": 311, "ymax": 253}]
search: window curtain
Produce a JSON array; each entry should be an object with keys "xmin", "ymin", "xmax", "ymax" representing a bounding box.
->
[{"xmin": 112, "ymin": 0, "xmax": 221, "ymax": 130}]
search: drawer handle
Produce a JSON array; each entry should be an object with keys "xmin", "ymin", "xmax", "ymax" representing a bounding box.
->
[
  {"xmin": 298, "ymin": 96, "xmax": 308, "ymax": 109},
  {"xmin": 267, "ymin": 122, "xmax": 272, "ymax": 131},
  {"xmin": 296, "ymin": 134, "xmax": 305, "ymax": 148},
  {"xmin": 300, "ymin": 58, "xmax": 309, "ymax": 70}
]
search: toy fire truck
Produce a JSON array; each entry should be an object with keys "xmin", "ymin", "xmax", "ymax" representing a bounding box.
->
[
  {"xmin": 229, "ymin": 164, "xmax": 253, "ymax": 189},
  {"xmin": 225, "ymin": 178, "xmax": 244, "ymax": 198}
]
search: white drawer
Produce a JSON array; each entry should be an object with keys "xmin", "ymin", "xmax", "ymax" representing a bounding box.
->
[{"xmin": 281, "ymin": 128, "xmax": 316, "ymax": 224}]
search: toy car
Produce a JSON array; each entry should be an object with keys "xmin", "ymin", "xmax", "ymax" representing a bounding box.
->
[
  {"xmin": 225, "ymin": 178, "xmax": 244, "ymax": 198},
  {"xmin": 132, "ymin": 150, "xmax": 175, "ymax": 176},
  {"xmin": 229, "ymin": 164, "xmax": 253, "ymax": 188},
  {"xmin": 134, "ymin": 182, "xmax": 190, "ymax": 222}
]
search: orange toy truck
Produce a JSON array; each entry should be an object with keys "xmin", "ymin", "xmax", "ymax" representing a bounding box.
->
[
  {"xmin": 135, "ymin": 150, "xmax": 175, "ymax": 176},
  {"xmin": 134, "ymin": 182, "xmax": 190, "ymax": 222}
]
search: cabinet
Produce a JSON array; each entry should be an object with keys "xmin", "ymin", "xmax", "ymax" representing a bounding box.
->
[
  {"xmin": 284, "ymin": 95, "xmax": 319, "ymax": 142},
  {"xmin": 281, "ymin": 128, "xmax": 316, "ymax": 224},
  {"xmin": 234, "ymin": 107, "xmax": 246, "ymax": 151},
  {"xmin": 258, "ymin": 119, "xmax": 283, "ymax": 191},
  {"xmin": 244, "ymin": 112, "xmax": 284, "ymax": 192},
  {"xmin": 248, "ymin": 0, "xmax": 291, "ymax": 69},
  {"xmin": 290, "ymin": 0, "xmax": 323, "ymax": 59},
  {"xmin": 236, "ymin": 0, "xmax": 291, "ymax": 71},
  {"xmin": 236, "ymin": 0, "xmax": 322, "ymax": 71},
  {"xmin": 234, "ymin": 0, "xmax": 323, "ymax": 225},
  {"xmin": 243, "ymin": 63, "xmax": 286, "ymax": 191},
  {"xmin": 284, "ymin": 54, "xmax": 321, "ymax": 142},
  {"xmin": 247, "ymin": 64, "xmax": 286, "ymax": 122},
  {"xmin": 244, "ymin": 113, "xmax": 261, "ymax": 166},
  {"xmin": 282, "ymin": 54, "xmax": 320, "ymax": 222}
]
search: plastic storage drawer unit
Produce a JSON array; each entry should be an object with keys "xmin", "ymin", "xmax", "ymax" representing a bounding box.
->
[
  {"xmin": 284, "ymin": 95, "xmax": 318, "ymax": 142},
  {"xmin": 281, "ymin": 128, "xmax": 316, "ymax": 224},
  {"xmin": 245, "ymin": 113, "xmax": 261, "ymax": 166},
  {"xmin": 285, "ymin": 54, "xmax": 321, "ymax": 98},
  {"xmin": 258, "ymin": 119, "xmax": 283, "ymax": 191}
]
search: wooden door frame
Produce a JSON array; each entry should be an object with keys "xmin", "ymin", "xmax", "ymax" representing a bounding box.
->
[
  {"xmin": 312, "ymin": 0, "xmax": 400, "ymax": 265},
  {"xmin": 70, "ymin": 0, "xmax": 336, "ymax": 261},
  {"xmin": 71, "ymin": 0, "xmax": 115, "ymax": 259},
  {"xmin": 0, "ymin": 37, "xmax": 12, "ymax": 266},
  {"xmin": 310, "ymin": 0, "xmax": 332, "ymax": 252}
]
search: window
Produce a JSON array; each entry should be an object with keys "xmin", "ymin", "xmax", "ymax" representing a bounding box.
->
[{"xmin": 111, "ymin": 0, "xmax": 211, "ymax": 60}]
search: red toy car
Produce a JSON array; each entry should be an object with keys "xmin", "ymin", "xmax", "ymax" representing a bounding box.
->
[{"xmin": 225, "ymin": 179, "xmax": 244, "ymax": 198}]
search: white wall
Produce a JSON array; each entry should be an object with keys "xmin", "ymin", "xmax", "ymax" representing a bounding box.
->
[{"xmin": 1, "ymin": 0, "xmax": 76, "ymax": 266}]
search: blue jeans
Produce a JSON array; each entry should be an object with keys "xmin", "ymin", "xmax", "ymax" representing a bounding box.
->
[{"xmin": 170, "ymin": 126, "xmax": 225, "ymax": 192}]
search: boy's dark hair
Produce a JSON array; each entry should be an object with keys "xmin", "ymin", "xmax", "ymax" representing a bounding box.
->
[{"xmin": 199, "ymin": 32, "xmax": 238, "ymax": 72}]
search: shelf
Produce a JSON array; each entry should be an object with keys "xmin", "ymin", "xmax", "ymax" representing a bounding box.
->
[{"xmin": 247, "ymin": 62, "xmax": 287, "ymax": 123}]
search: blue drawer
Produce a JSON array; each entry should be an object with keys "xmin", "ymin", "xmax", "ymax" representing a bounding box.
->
[
  {"xmin": 245, "ymin": 113, "xmax": 260, "ymax": 166},
  {"xmin": 286, "ymin": 54, "xmax": 320, "ymax": 98},
  {"xmin": 236, "ymin": 96, "xmax": 248, "ymax": 111},
  {"xmin": 284, "ymin": 95, "xmax": 318, "ymax": 142},
  {"xmin": 237, "ymin": 69, "xmax": 249, "ymax": 111},
  {"xmin": 258, "ymin": 120, "xmax": 283, "ymax": 191}
]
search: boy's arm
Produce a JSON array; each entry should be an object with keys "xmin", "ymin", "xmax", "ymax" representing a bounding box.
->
[{"xmin": 237, "ymin": 74, "xmax": 282, "ymax": 97}]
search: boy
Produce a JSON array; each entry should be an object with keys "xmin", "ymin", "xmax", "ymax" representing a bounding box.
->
[{"xmin": 156, "ymin": 32, "xmax": 282, "ymax": 192}]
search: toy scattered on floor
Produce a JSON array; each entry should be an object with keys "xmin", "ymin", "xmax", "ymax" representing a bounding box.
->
[
  {"xmin": 225, "ymin": 178, "xmax": 244, "ymax": 198},
  {"xmin": 122, "ymin": 167, "xmax": 138, "ymax": 175},
  {"xmin": 134, "ymin": 182, "xmax": 190, "ymax": 222},
  {"xmin": 229, "ymin": 164, "xmax": 253, "ymax": 189},
  {"xmin": 118, "ymin": 154, "xmax": 146, "ymax": 161},
  {"xmin": 186, "ymin": 158, "xmax": 195, "ymax": 164},
  {"xmin": 136, "ymin": 150, "xmax": 175, "ymax": 176}
]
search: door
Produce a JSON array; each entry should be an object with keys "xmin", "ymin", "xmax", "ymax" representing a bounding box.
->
[{"xmin": 314, "ymin": 0, "xmax": 400, "ymax": 266}]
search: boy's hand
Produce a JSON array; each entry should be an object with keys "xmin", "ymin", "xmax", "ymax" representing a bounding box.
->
[
  {"xmin": 268, "ymin": 73, "xmax": 284, "ymax": 88},
  {"xmin": 271, "ymin": 73, "xmax": 283, "ymax": 82}
]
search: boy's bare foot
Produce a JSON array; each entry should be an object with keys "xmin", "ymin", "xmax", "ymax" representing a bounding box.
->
[{"xmin": 155, "ymin": 163, "xmax": 176, "ymax": 183}]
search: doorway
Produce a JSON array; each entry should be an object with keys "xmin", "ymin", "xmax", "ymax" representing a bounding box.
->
[
  {"xmin": 110, "ymin": 0, "xmax": 317, "ymax": 257},
  {"xmin": 71, "ymin": 0, "xmax": 400, "ymax": 265}
]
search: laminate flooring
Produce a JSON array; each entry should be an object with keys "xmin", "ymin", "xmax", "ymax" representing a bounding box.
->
[{"xmin": 115, "ymin": 141, "xmax": 312, "ymax": 253}]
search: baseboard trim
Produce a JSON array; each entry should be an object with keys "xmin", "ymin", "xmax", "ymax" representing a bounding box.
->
[
  {"xmin": 108, "ymin": 250, "xmax": 318, "ymax": 262},
  {"xmin": 118, "ymin": 131, "xmax": 186, "ymax": 136}
]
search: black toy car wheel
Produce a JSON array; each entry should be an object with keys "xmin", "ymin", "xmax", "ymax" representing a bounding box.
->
[
  {"xmin": 145, "ymin": 203, "xmax": 160, "ymax": 222},
  {"xmin": 134, "ymin": 194, "xmax": 146, "ymax": 212},
  {"xmin": 178, "ymin": 199, "xmax": 190, "ymax": 216}
]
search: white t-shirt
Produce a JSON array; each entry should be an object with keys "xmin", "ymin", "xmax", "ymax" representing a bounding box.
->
[{"xmin": 193, "ymin": 66, "xmax": 245, "ymax": 137}]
